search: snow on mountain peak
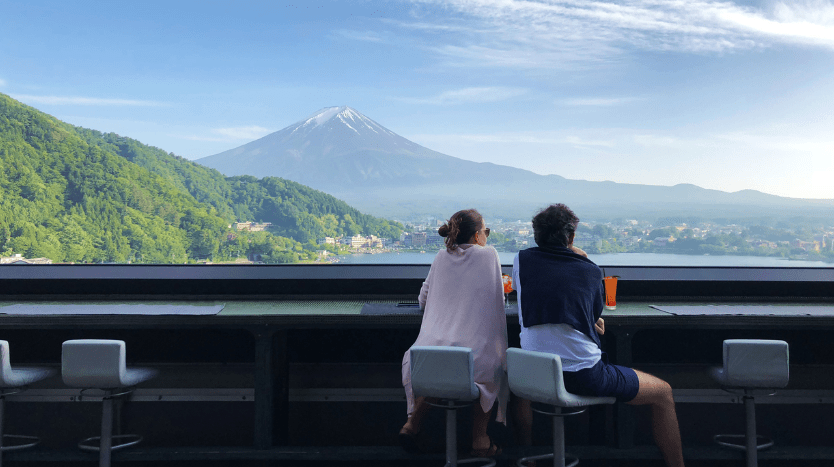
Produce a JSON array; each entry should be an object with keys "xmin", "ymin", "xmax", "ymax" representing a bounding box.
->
[
  {"xmin": 302, "ymin": 106, "xmax": 347, "ymax": 128},
  {"xmin": 289, "ymin": 106, "xmax": 398, "ymax": 139}
]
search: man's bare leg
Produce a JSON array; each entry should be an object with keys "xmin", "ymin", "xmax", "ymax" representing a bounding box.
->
[{"xmin": 627, "ymin": 369, "xmax": 685, "ymax": 467}]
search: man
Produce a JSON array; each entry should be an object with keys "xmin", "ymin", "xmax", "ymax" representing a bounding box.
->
[{"xmin": 512, "ymin": 204, "xmax": 684, "ymax": 467}]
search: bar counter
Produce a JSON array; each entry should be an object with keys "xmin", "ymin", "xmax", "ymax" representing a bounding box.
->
[{"xmin": 1, "ymin": 264, "xmax": 833, "ymax": 463}]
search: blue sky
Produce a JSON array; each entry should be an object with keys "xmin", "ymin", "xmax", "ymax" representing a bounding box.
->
[{"xmin": 3, "ymin": 0, "xmax": 834, "ymax": 199}]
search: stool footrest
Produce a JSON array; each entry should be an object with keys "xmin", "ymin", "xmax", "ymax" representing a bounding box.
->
[
  {"xmin": 0, "ymin": 434, "xmax": 40, "ymax": 451},
  {"xmin": 714, "ymin": 434, "xmax": 774, "ymax": 451},
  {"xmin": 79, "ymin": 434, "xmax": 143, "ymax": 452},
  {"xmin": 517, "ymin": 452, "xmax": 579, "ymax": 467},
  {"xmin": 455, "ymin": 456, "xmax": 496, "ymax": 467}
]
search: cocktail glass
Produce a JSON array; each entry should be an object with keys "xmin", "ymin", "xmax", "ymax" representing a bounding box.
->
[
  {"xmin": 502, "ymin": 274, "xmax": 514, "ymax": 309},
  {"xmin": 604, "ymin": 276, "xmax": 619, "ymax": 310}
]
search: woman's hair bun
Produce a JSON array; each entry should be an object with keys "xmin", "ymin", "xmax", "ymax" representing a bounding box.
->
[{"xmin": 438, "ymin": 224, "xmax": 450, "ymax": 237}]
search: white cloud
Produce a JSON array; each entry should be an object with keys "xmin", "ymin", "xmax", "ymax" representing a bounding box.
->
[
  {"xmin": 10, "ymin": 94, "xmax": 168, "ymax": 107},
  {"xmin": 398, "ymin": 86, "xmax": 527, "ymax": 104},
  {"xmin": 564, "ymin": 135, "xmax": 615, "ymax": 148},
  {"xmin": 403, "ymin": 0, "xmax": 834, "ymax": 69},
  {"xmin": 561, "ymin": 97, "xmax": 640, "ymax": 106},
  {"xmin": 0, "ymin": 79, "xmax": 6, "ymax": 87},
  {"xmin": 212, "ymin": 126, "xmax": 272, "ymax": 140}
]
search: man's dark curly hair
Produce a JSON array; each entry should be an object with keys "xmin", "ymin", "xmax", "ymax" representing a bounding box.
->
[{"xmin": 532, "ymin": 204, "xmax": 579, "ymax": 248}]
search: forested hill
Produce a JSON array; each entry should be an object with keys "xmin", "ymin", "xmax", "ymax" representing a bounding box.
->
[
  {"xmin": 70, "ymin": 127, "xmax": 402, "ymax": 243},
  {"xmin": 0, "ymin": 93, "xmax": 402, "ymax": 263}
]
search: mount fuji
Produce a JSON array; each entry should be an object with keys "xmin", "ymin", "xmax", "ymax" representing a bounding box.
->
[
  {"xmin": 197, "ymin": 107, "xmax": 833, "ymax": 219},
  {"xmin": 197, "ymin": 106, "xmax": 542, "ymax": 191}
]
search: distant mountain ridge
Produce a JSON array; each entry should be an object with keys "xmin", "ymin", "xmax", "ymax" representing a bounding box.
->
[{"xmin": 198, "ymin": 106, "xmax": 834, "ymax": 220}]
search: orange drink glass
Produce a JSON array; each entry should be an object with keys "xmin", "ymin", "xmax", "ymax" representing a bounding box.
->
[
  {"xmin": 603, "ymin": 276, "xmax": 619, "ymax": 310},
  {"xmin": 502, "ymin": 274, "xmax": 514, "ymax": 294},
  {"xmin": 502, "ymin": 274, "xmax": 513, "ymax": 309}
]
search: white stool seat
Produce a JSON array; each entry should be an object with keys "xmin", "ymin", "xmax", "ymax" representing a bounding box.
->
[
  {"xmin": 410, "ymin": 346, "xmax": 495, "ymax": 467},
  {"xmin": 710, "ymin": 339, "xmax": 789, "ymax": 467},
  {"xmin": 507, "ymin": 348, "xmax": 615, "ymax": 467},
  {"xmin": 113, "ymin": 368, "xmax": 158, "ymax": 388},
  {"xmin": 62, "ymin": 339, "xmax": 157, "ymax": 467},
  {"xmin": 507, "ymin": 348, "xmax": 614, "ymax": 408},
  {"xmin": 62, "ymin": 339, "xmax": 157, "ymax": 389},
  {"xmin": 0, "ymin": 367, "xmax": 55, "ymax": 389},
  {"xmin": 0, "ymin": 341, "xmax": 55, "ymax": 466},
  {"xmin": 710, "ymin": 339, "xmax": 789, "ymax": 389}
]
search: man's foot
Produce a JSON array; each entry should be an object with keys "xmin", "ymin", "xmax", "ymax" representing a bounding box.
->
[{"xmin": 398, "ymin": 426, "xmax": 419, "ymax": 453}]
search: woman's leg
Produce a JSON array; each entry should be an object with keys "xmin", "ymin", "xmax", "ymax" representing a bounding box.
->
[
  {"xmin": 402, "ymin": 396, "xmax": 431, "ymax": 434},
  {"xmin": 627, "ymin": 369, "xmax": 685, "ymax": 467},
  {"xmin": 471, "ymin": 403, "xmax": 495, "ymax": 452}
]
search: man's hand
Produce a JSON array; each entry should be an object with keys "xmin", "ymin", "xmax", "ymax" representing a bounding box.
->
[
  {"xmin": 570, "ymin": 245, "xmax": 588, "ymax": 257},
  {"xmin": 594, "ymin": 318, "xmax": 605, "ymax": 335}
]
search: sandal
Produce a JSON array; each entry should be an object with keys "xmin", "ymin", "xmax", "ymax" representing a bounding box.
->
[
  {"xmin": 469, "ymin": 440, "xmax": 502, "ymax": 458},
  {"xmin": 398, "ymin": 427, "xmax": 420, "ymax": 453}
]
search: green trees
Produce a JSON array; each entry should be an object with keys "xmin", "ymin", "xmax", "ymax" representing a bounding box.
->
[{"xmin": 0, "ymin": 92, "xmax": 402, "ymax": 264}]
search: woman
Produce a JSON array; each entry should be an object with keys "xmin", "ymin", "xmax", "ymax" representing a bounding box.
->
[{"xmin": 400, "ymin": 209, "xmax": 508, "ymax": 457}]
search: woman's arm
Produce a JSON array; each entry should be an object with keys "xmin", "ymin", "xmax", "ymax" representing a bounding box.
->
[
  {"xmin": 571, "ymin": 245, "xmax": 588, "ymax": 257},
  {"xmin": 418, "ymin": 267, "xmax": 431, "ymax": 310},
  {"xmin": 594, "ymin": 318, "xmax": 605, "ymax": 335}
]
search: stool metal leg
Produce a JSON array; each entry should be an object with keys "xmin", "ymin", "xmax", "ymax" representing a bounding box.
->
[
  {"xmin": 745, "ymin": 395, "xmax": 756, "ymax": 467},
  {"xmin": 0, "ymin": 396, "xmax": 5, "ymax": 467},
  {"xmin": 446, "ymin": 401, "xmax": 457, "ymax": 467},
  {"xmin": 553, "ymin": 414, "xmax": 564, "ymax": 467},
  {"xmin": 0, "ymin": 394, "xmax": 40, "ymax": 467},
  {"xmin": 100, "ymin": 395, "xmax": 113, "ymax": 467},
  {"xmin": 714, "ymin": 392, "xmax": 774, "ymax": 467},
  {"xmin": 516, "ymin": 407, "xmax": 578, "ymax": 467}
]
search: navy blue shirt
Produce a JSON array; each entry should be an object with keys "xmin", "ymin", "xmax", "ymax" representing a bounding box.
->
[{"xmin": 517, "ymin": 246, "xmax": 605, "ymax": 347}]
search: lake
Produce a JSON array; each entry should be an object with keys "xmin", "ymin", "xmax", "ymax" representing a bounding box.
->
[{"xmin": 335, "ymin": 251, "xmax": 832, "ymax": 267}]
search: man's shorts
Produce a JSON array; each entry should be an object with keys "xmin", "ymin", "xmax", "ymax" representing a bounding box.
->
[{"xmin": 562, "ymin": 356, "xmax": 640, "ymax": 403}]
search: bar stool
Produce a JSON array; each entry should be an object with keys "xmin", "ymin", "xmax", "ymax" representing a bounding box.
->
[
  {"xmin": 62, "ymin": 340, "xmax": 158, "ymax": 467},
  {"xmin": 507, "ymin": 348, "xmax": 615, "ymax": 467},
  {"xmin": 0, "ymin": 340, "xmax": 55, "ymax": 467},
  {"xmin": 710, "ymin": 339, "xmax": 789, "ymax": 467},
  {"xmin": 409, "ymin": 346, "xmax": 496, "ymax": 467}
]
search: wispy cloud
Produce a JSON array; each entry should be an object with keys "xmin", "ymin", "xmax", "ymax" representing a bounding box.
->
[
  {"xmin": 564, "ymin": 135, "xmax": 615, "ymax": 147},
  {"xmin": 10, "ymin": 94, "xmax": 168, "ymax": 107},
  {"xmin": 398, "ymin": 86, "xmax": 527, "ymax": 104},
  {"xmin": 561, "ymin": 97, "xmax": 640, "ymax": 106},
  {"xmin": 0, "ymin": 79, "xmax": 6, "ymax": 87},
  {"xmin": 334, "ymin": 29, "xmax": 386, "ymax": 42},
  {"xmin": 179, "ymin": 135, "xmax": 231, "ymax": 142},
  {"xmin": 212, "ymin": 126, "xmax": 272, "ymax": 140},
  {"xmin": 178, "ymin": 126, "xmax": 273, "ymax": 143},
  {"xmin": 403, "ymin": 0, "xmax": 834, "ymax": 69}
]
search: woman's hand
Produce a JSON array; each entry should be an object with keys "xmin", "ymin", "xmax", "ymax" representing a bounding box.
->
[
  {"xmin": 570, "ymin": 245, "xmax": 588, "ymax": 257},
  {"xmin": 594, "ymin": 318, "xmax": 605, "ymax": 335}
]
